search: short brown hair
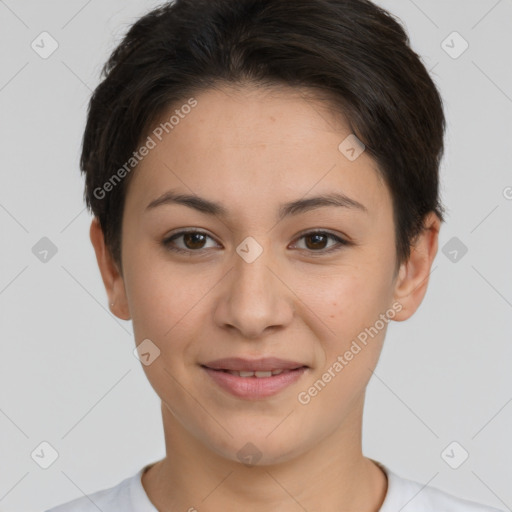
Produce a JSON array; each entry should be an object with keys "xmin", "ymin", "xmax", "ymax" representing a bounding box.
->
[{"xmin": 81, "ymin": 0, "xmax": 446, "ymax": 274}]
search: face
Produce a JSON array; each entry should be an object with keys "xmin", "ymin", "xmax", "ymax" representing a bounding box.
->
[{"xmin": 91, "ymin": 84, "xmax": 439, "ymax": 466}]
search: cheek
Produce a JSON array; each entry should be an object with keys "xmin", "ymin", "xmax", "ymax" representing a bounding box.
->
[
  {"xmin": 299, "ymin": 276, "xmax": 389, "ymax": 416},
  {"xmin": 316, "ymin": 267, "xmax": 393, "ymax": 357},
  {"xmin": 123, "ymin": 251, "xmax": 187, "ymax": 343},
  {"xmin": 125, "ymin": 257, "xmax": 216, "ymax": 368},
  {"xmin": 321, "ymin": 272, "xmax": 383, "ymax": 324}
]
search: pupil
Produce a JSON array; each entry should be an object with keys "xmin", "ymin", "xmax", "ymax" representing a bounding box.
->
[
  {"xmin": 185, "ymin": 233, "xmax": 205, "ymax": 249},
  {"xmin": 306, "ymin": 234, "xmax": 326, "ymax": 250}
]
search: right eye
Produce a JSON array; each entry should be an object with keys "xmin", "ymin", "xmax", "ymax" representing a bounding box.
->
[{"xmin": 162, "ymin": 230, "xmax": 220, "ymax": 254}]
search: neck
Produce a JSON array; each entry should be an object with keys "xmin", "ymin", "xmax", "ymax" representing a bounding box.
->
[{"xmin": 142, "ymin": 399, "xmax": 388, "ymax": 511}]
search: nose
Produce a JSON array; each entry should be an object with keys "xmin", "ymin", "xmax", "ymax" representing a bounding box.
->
[{"xmin": 214, "ymin": 242, "xmax": 294, "ymax": 339}]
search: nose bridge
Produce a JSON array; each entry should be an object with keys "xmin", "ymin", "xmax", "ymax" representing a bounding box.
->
[
  {"xmin": 235, "ymin": 243, "xmax": 274, "ymax": 298},
  {"xmin": 219, "ymin": 235, "xmax": 292, "ymax": 337}
]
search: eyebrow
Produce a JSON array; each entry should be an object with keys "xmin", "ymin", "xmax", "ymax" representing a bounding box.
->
[{"xmin": 145, "ymin": 189, "xmax": 368, "ymax": 220}]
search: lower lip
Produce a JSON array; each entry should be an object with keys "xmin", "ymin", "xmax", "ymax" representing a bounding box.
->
[{"xmin": 202, "ymin": 366, "xmax": 308, "ymax": 399}]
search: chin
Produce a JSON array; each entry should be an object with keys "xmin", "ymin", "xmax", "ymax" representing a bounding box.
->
[{"xmin": 205, "ymin": 428, "xmax": 306, "ymax": 468}]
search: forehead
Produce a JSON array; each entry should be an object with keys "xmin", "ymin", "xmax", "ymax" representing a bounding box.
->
[{"xmin": 125, "ymin": 84, "xmax": 391, "ymax": 222}]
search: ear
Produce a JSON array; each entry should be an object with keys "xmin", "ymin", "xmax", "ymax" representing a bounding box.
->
[
  {"xmin": 89, "ymin": 217, "xmax": 131, "ymax": 320},
  {"xmin": 392, "ymin": 212, "xmax": 441, "ymax": 322}
]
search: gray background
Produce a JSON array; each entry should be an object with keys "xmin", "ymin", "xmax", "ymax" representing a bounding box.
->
[{"xmin": 0, "ymin": 1, "xmax": 511, "ymax": 510}]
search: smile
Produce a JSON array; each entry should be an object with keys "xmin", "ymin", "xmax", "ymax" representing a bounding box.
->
[
  {"xmin": 219, "ymin": 368, "xmax": 294, "ymax": 377},
  {"xmin": 201, "ymin": 363, "xmax": 308, "ymax": 400}
]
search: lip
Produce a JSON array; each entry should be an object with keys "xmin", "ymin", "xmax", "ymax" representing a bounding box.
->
[
  {"xmin": 202, "ymin": 366, "xmax": 308, "ymax": 399},
  {"xmin": 202, "ymin": 357, "xmax": 306, "ymax": 372}
]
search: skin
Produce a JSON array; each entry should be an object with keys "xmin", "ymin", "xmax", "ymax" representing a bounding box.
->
[{"xmin": 90, "ymin": 83, "xmax": 440, "ymax": 512}]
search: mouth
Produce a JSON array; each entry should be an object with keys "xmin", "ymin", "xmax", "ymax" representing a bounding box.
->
[
  {"xmin": 206, "ymin": 368, "xmax": 303, "ymax": 378},
  {"xmin": 200, "ymin": 357, "xmax": 309, "ymax": 399},
  {"xmin": 202, "ymin": 356, "xmax": 308, "ymax": 372}
]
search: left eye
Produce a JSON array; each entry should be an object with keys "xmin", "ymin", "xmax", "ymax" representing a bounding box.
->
[
  {"xmin": 162, "ymin": 230, "xmax": 348, "ymax": 254},
  {"xmin": 292, "ymin": 231, "xmax": 348, "ymax": 253}
]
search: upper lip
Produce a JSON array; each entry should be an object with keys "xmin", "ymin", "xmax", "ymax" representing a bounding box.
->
[{"xmin": 202, "ymin": 357, "xmax": 307, "ymax": 372}]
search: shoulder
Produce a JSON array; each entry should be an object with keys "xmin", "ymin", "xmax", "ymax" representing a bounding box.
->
[
  {"xmin": 379, "ymin": 464, "xmax": 505, "ymax": 512},
  {"xmin": 43, "ymin": 469, "xmax": 141, "ymax": 512}
]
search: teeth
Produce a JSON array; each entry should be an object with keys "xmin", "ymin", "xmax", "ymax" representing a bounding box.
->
[
  {"xmin": 224, "ymin": 369, "xmax": 288, "ymax": 377},
  {"xmin": 255, "ymin": 371, "xmax": 272, "ymax": 378}
]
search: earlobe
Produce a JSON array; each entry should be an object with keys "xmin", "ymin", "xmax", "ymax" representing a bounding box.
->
[
  {"xmin": 392, "ymin": 212, "xmax": 441, "ymax": 322},
  {"xmin": 89, "ymin": 218, "xmax": 131, "ymax": 320}
]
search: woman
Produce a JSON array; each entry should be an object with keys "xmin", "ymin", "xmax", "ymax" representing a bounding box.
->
[{"xmin": 46, "ymin": 0, "xmax": 504, "ymax": 510}]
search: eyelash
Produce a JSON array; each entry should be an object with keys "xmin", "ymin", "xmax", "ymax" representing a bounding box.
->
[{"xmin": 162, "ymin": 229, "xmax": 351, "ymax": 256}]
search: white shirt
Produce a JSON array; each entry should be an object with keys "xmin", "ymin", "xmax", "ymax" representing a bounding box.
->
[{"xmin": 44, "ymin": 461, "xmax": 505, "ymax": 512}]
